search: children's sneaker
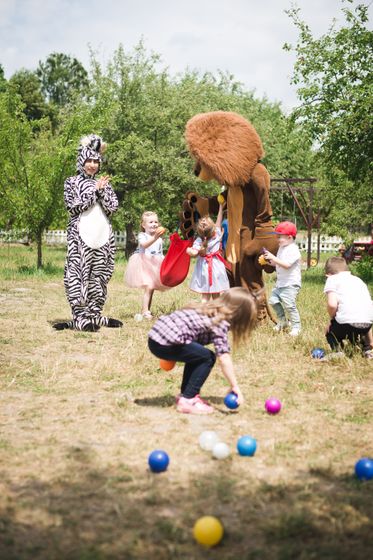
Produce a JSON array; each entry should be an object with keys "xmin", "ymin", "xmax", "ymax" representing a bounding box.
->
[
  {"xmin": 289, "ymin": 328, "xmax": 301, "ymax": 337},
  {"xmin": 176, "ymin": 395, "xmax": 214, "ymax": 415},
  {"xmin": 363, "ymin": 349, "xmax": 373, "ymax": 360}
]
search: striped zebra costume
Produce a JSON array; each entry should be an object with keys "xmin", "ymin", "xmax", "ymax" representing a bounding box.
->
[{"xmin": 54, "ymin": 135, "xmax": 122, "ymax": 331}]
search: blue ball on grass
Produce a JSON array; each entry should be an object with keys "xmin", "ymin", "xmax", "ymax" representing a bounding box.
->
[
  {"xmin": 355, "ymin": 457, "xmax": 373, "ymax": 481},
  {"xmin": 224, "ymin": 392, "xmax": 239, "ymax": 410},
  {"xmin": 237, "ymin": 436, "xmax": 257, "ymax": 456},
  {"xmin": 311, "ymin": 347, "xmax": 326, "ymax": 359},
  {"xmin": 148, "ymin": 450, "xmax": 170, "ymax": 473}
]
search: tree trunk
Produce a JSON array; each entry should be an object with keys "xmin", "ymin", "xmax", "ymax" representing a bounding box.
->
[
  {"xmin": 36, "ymin": 230, "xmax": 43, "ymax": 269},
  {"xmin": 125, "ymin": 223, "xmax": 137, "ymax": 260}
]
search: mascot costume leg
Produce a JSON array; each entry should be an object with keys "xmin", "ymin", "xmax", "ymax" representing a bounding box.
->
[{"xmin": 181, "ymin": 111, "xmax": 278, "ymax": 320}]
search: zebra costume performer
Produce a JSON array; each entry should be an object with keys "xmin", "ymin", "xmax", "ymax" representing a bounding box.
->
[{"xmin": 53, "ymin": 135, "xmax": 123, "ymax": 332}]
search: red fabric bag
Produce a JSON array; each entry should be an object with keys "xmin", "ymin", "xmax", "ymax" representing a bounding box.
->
[{"xmin": 160, "ymin": 232, "xmax": 194, "ymax": 287}]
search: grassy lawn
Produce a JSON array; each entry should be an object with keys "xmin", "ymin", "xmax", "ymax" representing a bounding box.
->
[{"xmin": 0, "ymin": 244, "xmax": 372, "ymax": 560}]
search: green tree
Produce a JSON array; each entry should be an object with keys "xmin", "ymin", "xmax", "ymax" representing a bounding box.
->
[
  {"xmin": 88, "ymin": 42, "xmax": 316, "ymax": 252},
  {"xmin": 284, "ymin": 1, "xmax": 373, "ymax": 185},
  {"xmin": 0, "ymin": 90, "xmax": 95, "ymax": 268},
  {"xmin": 284, "ymin": 1, "xmax": 373, "ymax": 237},
  {"xmin": 0, "ymin": 64, "xmax": 6, "ymax": 92},
  {"xmin": 9, "ymin": 69, "xmax": 49, "ymax": 121},
  {"xmin": 37, "ymin": 52, "xmax": 89, "ymax": 106}
]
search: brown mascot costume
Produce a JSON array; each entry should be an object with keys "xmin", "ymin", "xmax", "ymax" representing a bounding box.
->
[{"xmin": 181, "ymin": 111, "xmax": 279, "ymax": 320}]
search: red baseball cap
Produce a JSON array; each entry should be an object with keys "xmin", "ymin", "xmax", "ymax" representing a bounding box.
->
[{"xmin": 272, "ymin": 221, "xmax": 297, "ymax": 237}]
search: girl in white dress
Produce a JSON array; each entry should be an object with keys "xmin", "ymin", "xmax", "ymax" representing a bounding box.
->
[
  {"xmin": 125, "ymin": 211, "xmax": 168, "ymax": 318},
  {"xmin": 187, "ymin": 202, "xmax": 229, "ymax": 302}
]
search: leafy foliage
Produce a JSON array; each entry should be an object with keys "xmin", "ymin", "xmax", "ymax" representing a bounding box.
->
[
  {"xmin": 0, "ymin": 89, "xmax": 96, "ymax": 266},
  {"xmin": 284, "ymin": 2, "xmax": 372, "ymax": 238},
  {"xmin": 36, "ymin": 52, "xmax": 89, "ymax": 106},
  {"xmin": 284, "ymin": 3, "xmax": 372, "ymax": 184},
  {"xmin": 9, "ymin": 69, "xmax": 50, "ymax": 121},
  {"xmin": 87, "ymin": 42, "xmax": 316, "ymax": 234}
]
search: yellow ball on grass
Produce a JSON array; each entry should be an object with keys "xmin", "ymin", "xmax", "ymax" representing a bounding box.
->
[{"xmin": 193, "ymin": 516, "xmax": 224, "ymax": 547}]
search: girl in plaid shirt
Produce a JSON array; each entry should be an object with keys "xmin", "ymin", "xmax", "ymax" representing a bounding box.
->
[{"xmin": 148, "ymin": 287, "xmax": 258, "ymax": 414}]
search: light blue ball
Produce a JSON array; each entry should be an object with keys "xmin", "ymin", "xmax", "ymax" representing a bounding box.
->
[
  {"xmin": 311, "ymin": 347, "xmax": 325, "ymax": 359},
  {"xmin": 237, "ymin": 436, "xmax": 257, "ymax": 456}
]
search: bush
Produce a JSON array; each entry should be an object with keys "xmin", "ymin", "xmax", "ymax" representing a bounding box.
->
[{"xmin": 350, "ymin": 255, "xmax": 373, "ymax": 283}]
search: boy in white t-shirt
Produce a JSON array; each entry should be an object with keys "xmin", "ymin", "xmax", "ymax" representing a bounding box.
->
[
  {"xmin": 263, "ymin": 221, "xmax": 302, "ymax": 336},
  {"xmin": 323, "ymin": 256, "xmax": 373, "ymax": 359}
]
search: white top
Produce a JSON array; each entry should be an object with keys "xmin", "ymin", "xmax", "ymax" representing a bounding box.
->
[
  {"xmin": 275, "ymin": 243, "xmax": 302, "ymax": 287},
  {"xmin": 137, "ymin": 232, "xmax": 163, "ymax": 256},
  {"xmin": 324, "ymin": 271, "xmax": 373, "ymax": 324},
  {"xmin": 78, "ymin": 203, "xmax": 110, "ymax": 249}
]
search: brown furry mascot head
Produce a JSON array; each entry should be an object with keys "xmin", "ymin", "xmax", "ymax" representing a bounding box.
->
[{"xmin": 185, "ymin": 111, "xmax": 264, "ymax": 187}]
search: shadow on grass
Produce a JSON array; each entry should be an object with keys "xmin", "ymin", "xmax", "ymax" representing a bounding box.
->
[
  {"xmin": 0, "ymin": 458, "xmax": 372, "ymax": 560},
  {"xmin": 134, "ymin": 395, "xmax": 176, "ymax": 408},
  {"xmin": 134, "ymin": 394, "xmax": 228, "ymax": 409}
]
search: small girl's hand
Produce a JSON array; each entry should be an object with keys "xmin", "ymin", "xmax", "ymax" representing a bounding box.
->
[
  {"xmin": 186, "ymin": 247, "xmax": 198, "ymax": 257},
  {"xmin": 230, "ymin": 386, "xmax": 244, "ymax": 406},
  {"xmin": 155, "ymin": 226, "xmax": 166, "ymax": 237}
]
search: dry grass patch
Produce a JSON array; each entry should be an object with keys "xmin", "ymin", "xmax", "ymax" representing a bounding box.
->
[{"xmin": 0, "ymin": 245, "xmax": 372, "ymax": 560}]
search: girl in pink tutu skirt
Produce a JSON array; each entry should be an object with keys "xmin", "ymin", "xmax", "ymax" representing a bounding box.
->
[{"xmin": 125, "ymin": 211, "xmax": 168, "ymax": 319}]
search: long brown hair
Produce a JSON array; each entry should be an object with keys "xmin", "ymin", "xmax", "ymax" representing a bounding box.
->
[
  {"xmin": 186, "ymin": 287, "xmax": 258, "ymax": 347},
  {"xmin": 196, "ymin": 215, "xmax": 216, "ymax": 256}
]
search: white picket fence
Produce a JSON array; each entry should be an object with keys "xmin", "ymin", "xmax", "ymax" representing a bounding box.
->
[
  {"xmin": 0, "ymin": 229, "xmax": 127, "ymax": 247},
  {"xmin": 296, "ymin": 234, "xmax": 371, "ymax": 253},
  {"xmin": 0, "ymin": 230, "xmax": 370, "ymax": 252}
]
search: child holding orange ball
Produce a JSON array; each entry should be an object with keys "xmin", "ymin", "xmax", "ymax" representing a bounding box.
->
[{"xmin": 125, "ymin": 211, "xmax": 168, "ymax": 319}]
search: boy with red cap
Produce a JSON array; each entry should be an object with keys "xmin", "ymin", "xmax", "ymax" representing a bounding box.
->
[{"xmin": 263, "ymin": 221, "xmax": 302, "ymax": 336}]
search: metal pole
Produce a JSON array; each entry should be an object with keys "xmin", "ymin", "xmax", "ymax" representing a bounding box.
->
[
  {"xmin": 316, "ymin": 210, "xmax": 321, "ymax": 264},
  {"xmin": 307, "ymin": 186, "xmax": 314, "ymax": 269}
]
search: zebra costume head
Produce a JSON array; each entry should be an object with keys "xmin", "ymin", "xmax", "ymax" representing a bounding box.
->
[{"xmin": 77, "ymin": 134, "xmax": 107, "ymax": 176}]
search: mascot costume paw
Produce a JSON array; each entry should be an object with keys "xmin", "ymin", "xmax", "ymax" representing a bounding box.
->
[{"xmin": 181, "ymin": 111, "xmax": 279, "ymax": 320}]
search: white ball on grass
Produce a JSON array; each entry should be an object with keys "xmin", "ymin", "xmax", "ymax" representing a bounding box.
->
[
  {"xmin": 199, "ymin": 431, "xmax": 220, "ymax": 451},
  {"xmin": 212, "ymin": 442, "xmax": 230, "ymax": 460}
]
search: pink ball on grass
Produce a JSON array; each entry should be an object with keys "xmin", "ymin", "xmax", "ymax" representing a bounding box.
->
[{"xmin": 265, "ymin": 398, "xmax": 282, "ymax": 415}]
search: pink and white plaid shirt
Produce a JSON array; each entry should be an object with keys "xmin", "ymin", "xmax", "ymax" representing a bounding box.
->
[{"xmin": 148, "ymin": 309, "xmax": 230, "ymax": 356}]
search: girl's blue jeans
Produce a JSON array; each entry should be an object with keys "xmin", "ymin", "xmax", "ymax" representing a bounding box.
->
[
  {"xmin": 269, "ymin": 285, "xmax": 301, "ymax": 329},
  {"xmin": 148, "ymin": 338, "xmax": 216, "ymax": 399}
]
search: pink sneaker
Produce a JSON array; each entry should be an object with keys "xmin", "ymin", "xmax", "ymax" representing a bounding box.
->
[
  {"xmin": 176, "ymin": 395, "xmax": 214, "ymax": 415},
  {"xmin": 194, "ymin": 394, "xmax": 211, "ymax": 406}
]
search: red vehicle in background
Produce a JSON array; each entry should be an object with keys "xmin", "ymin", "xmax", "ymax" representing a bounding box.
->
[{"xmin": 342, "ymin": 241, "xmax": 373, "ymax": 263}]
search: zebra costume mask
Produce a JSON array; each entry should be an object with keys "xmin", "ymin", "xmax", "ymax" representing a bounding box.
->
[{"xmin": 77, "ymin": 134, "xmax": 105, "ymax": 175}]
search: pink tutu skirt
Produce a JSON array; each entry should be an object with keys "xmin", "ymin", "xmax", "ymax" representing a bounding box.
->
[{"xmin": 125, "ymin": 253, "xmax": 168, "ymax": 291}]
